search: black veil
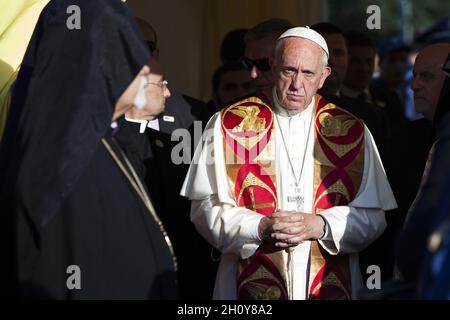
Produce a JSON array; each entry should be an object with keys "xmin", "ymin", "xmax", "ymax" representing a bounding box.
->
[{"xmin": 0, "ymin": 0, "xmax": 150, "ymax": 230}]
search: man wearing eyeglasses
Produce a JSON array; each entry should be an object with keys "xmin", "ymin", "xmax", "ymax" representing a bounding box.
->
[
  {"xmin": 124, "ymin": 58, "xmax": 170, "ymax": 130},
  {"xmin": 118, "ymin": 18, "xmax": 215, "ymax": 300},
  {"xmin": 242, "ymin": 19, "xmax": 294, "ymax": 91}
]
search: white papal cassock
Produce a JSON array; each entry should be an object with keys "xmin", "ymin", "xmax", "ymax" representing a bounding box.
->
[{"xmin": 180, "ymin": 89, "xmax": 397, "ymax": 300}]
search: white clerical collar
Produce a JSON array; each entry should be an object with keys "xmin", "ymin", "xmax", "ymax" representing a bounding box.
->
[
  {"xmin": 124, "ymin": 117, "xmax": 160, "ymax": 133},
  {"xmin": 272, "ymin": 87, "xmax": 314, "ymax": 119}
]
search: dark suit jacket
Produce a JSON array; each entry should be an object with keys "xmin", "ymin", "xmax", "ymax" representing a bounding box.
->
[
  {"xmin": 117, "ymin": 91, "xmax": 217, "ymax": 299},
  {"xmin": 397, "ymin": 110, "xmax": 450, "ymax": 283},
  {"xmin": 322, "ymin": 94, "xmax": 388, "ymax": 156},
  {"xmin": 323, "ymin": 92, "xmax": 431, "ymax": 281}
]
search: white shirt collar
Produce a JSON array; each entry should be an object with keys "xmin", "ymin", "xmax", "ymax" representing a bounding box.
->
[
  {"xmin": 272, "ymin": 87, "xmax": 315, "ymax": 119},
  {"xmin": 124, "ymin": 117, "xmax": 160, "ymax": 133}
]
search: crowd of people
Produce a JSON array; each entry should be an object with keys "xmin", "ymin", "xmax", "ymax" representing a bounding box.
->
[{"xmin": 1, "ymin": 0, "xmax": 449, "ymax": 300}]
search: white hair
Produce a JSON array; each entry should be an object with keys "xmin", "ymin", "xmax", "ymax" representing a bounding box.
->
[{"xmin": 274, "ymin": 37, "xmax": 329, "ymax": 69}]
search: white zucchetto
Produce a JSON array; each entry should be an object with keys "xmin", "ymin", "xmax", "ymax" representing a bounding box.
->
[{"xmin": 278, "ymin": 26, "xmax": 329, "ymax": 58}]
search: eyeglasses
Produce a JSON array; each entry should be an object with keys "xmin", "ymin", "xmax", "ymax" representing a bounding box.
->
[
  {"xmin": 145, "ymin": 79, "xmax": 168, "ymax": 90},
  {"xmin": 241, "ymin": 57, "xmax": 271, "ymax": 71}
]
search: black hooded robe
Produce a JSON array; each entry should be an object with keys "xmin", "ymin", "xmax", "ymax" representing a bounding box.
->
[
  {"xmin": 0, "ymin": 0, "xmax": 177, "ymax": 299},
  {"xmin": 17, "ymin": 136, "xmax": 178, "ymax": 299}
]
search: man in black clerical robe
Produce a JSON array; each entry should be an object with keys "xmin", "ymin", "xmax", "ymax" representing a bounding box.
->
[
  {"xmin": 115, "ymin": 18, "xmax": 217, "ymax": 299},
  {"xmin": 0, "ymin": 0, "xmax": 177, "ymax": 299}
]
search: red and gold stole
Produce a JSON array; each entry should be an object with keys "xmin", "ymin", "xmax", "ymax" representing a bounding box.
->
[
  {"xmin": 221, "ymin": 92, "xmax": 287, "ymax": 300},
  {"xmin": 221, "ymin": 92, "xmax": 364, "ymax": 300},
  {"xmin": 308, "ymin": 94, "xmax": 365, "ymax": 299}
]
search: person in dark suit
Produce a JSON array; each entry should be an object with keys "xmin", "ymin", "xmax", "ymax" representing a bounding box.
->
[
  {"xmin": 207, "ymin": 61, "xmax": 255, "ymax": 115},
  {"xmin": 0, "ymin": 0, "xmax": 178, "ymax": 299},
  {"xmin": 117, "ymin": 18, "xmax": 216, "ymax": 299},
  {"xmin": 374, "ymin": 36, "xmax": 422, "ymax": 122},
  {"xmin": 242, "ymin": 18, "xmax": 294, "ymax": 91},
  {"xmin": 311, "ymin": 23, "xmax": 388, "ymax": 155},
  {"xmin": 342, "ymin": 32, "xmax": 407, "ymax": 132},
  {"xmin": 397, "ymin": 44, "xmax": 450, "ymax": 285},
  {"xmin": 311, "ymin": 24, "xmax": 399, "ymax": 281}
]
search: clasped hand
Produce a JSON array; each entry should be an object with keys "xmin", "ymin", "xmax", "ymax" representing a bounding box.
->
[{"xmin": 258, "ymin": 211, "xmax": 325, "ymax": 253}]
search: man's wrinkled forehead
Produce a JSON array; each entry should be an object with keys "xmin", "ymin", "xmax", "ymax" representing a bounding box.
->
[
  {"xmin": 414, "ymin": 60, "xmax": 445, "ymax": 80},
  {"xmin": 415, "ymin": 44, "xmax": 450, "ymax": 71},
  {"xmin": 414, "ymin": 58, "xmax": 444, "ymax": 75},
  {"xmin": 148, "ymin": 72, "xmax": 164, "ymax": 82},
  {"xmin": 276, "ymin": 37, "xmax": 324, "ymax": 63}
]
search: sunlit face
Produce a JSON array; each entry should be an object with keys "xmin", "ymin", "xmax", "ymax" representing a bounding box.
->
[
  {"xmin": 272, "ymin": 37, "xmax": 330, "ymax": 111},
  {"xmin": 143, "ymin": 73, "xmax": 171, "ymax": 119},
  {"xmin": 244, "ymin": 34, "xmax": 278, "ymax": 90},
  {"xmin": 122, "ymin": 58, "xmax": 171, "ymax": 121},
  {"xmin": 412, "ymin": 45, "xmax": 450, "ymax": 120}
]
